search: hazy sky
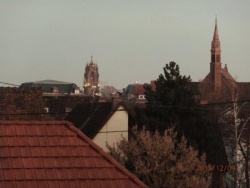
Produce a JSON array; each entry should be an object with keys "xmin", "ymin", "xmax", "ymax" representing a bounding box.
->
[{"xmin": 1, "ymin": 1, "xmax": 250, "ymax": 89}]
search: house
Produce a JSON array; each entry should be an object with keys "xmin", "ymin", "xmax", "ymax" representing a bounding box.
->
[
  {"xmin": 0, "ymin": 121, "xmax": 148, "ymax": 188},
  {"xmin": 20, "ymin": 79, "xmax": 81, "ymax": 94},
  {"xmin": 123, "ymin": 83, "xmax": 147, "ymax": 103},
  {"xmin": 20, "ymin": 80, "xmax": 96, "ymax": 119},
  {"xmin": 66, "ymin": 102, "xmax": 130, "ymax": 152}
]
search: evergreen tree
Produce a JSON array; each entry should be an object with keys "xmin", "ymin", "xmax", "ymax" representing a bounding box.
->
[{"xmin": 142, "ymin": 62, "xmax": 204, "ymax": 148}]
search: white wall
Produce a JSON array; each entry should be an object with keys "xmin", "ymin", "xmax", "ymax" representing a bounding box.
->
[{"xmin": 93, "ymin": 106, "xmax": 128, "ymax": 152}]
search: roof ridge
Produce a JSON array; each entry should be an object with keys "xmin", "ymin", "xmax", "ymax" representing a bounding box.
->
[{"xmin": 65, "ymin": 121, "xmax": 148, "ymax": 188}]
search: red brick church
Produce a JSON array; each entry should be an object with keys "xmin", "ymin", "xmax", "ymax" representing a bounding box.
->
[{"xmin": 199, "ymin": 19, "xmax": 250, "ymax": 103}]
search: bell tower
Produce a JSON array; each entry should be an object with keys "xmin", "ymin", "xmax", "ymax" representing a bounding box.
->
[
  {"xmin": 210, "ymin": 18, "xmax": 222, "ymax": 92},
  {"xmin": 83, "ymin": 56, "xmax": 100, "ymax": 95}
]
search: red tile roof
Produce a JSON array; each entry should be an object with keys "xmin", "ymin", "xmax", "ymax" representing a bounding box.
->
[{"xmin": 0, "ymin": 121, "xmax": 147, "ymax": 188}]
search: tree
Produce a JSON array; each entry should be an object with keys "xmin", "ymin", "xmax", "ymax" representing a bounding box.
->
[
  {"xmin": 146, "ymin": 61, "xmax": 198, "ymax": 107},
  {"xmin": 99, "ymin": 85, "xmax": 120, "ymax": 98},
  {"xmin": 142, "ymin": 62, "xmax": 206, "ymax": 152},
  {"xmin": 108, "ymin": 128, "xmax": 212, "ymax": 188},
  {"xmin": 138, "ymin": 61, "xmax": 228, "ymax": 187},
  {"xmin": 219, "ymin": 95, "xmax": 250, "ymax": 188}
]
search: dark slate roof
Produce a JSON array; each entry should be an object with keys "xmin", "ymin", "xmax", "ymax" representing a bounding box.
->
[
  {"xmin": 0, "ymin": 121, "xmax": 148, "ymax": 188},
  {"xmin": 20, "ymin": 80, "xmax": 79, "ymax": 94},
  {"xmin": 66, "ymin": 102, "xmax": 117, "ymax": 139}
]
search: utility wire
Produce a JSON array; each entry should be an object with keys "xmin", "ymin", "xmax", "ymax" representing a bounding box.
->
[
  {"xmin": 0, "ymin": 81, "xmax": 20, "ymax": 87},
  {"xmin": 1, "ymin": 99, "xmax": 250, "ymax": 116}
]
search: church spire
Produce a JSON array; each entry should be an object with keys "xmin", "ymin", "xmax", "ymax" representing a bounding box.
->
[
  {"xmin": 212, "ymin": 17, "xmax": 220, "ymax": 49},
  {"xmin": 210, "ymin": 18, "xmax": 222, "ymax": 92}
]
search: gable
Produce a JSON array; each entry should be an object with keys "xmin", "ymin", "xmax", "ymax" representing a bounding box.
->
[{"xmin": 93, "ymin": 106, "xmax": 129, "ymax": 151}]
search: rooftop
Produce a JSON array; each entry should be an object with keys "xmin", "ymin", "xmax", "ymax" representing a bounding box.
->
[{"xmin": 0, "ymin": 121, "xmax": 147, "ymax": 188}]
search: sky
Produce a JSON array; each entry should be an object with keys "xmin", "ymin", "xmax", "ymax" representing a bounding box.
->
[{"xmin": 1, "ymin": 0, "xmax": 250, "ymax": 89}]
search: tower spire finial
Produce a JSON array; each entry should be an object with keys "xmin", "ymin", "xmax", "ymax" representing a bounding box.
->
[
  {"xmin": 91, "ymin": 55, "xmax": 93, "ymax": 63},
  {"xmin": 215, "ymin": 15, "xmax": 217, "ymax": 25},
  {"xmin": 213, "ymin": 16, "xmax": 219, "ymax": 41}
]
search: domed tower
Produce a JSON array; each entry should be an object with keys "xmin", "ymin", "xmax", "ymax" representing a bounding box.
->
[{"xmin": 83, "ymin": 56, "xmax": 100, "ymax": 95}]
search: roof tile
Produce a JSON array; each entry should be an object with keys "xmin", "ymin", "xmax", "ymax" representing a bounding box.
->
[
  {"xmin": 24, "ymin": 169, "xmax": 37, "ymax": 180},
  {"xmin": 16, "ymin": 181, "xmax": 28, "ymax": 188},
  {"xmin": 59, "ymin": 181, "xmax": 69, "ymax": 188},
  {"xmin": 35, "ymin": 169, "xmax": 47, "ymax": 180},
  {"xmin": 0, "ymin": 121, "xmax": 147, "ymax": 188},
  {"xmin": 17, "ymin": 136, "xmax": 29, "ymax": 146},
  {"xmin": 16, "ymin": 125, "xmax": 27, "ymax": 135},
  {"xmin": 0, "ymin": 136, "xmax": 9, "ymax": 146},
  {"xmin": 42, "ymin": 158, "xmax": 54, "ymax": 168},
  {"xmin": 0, "ymin": 182, "xmax": 13, "ymax": 188},
  {"xmin": 19, "ymin": 147, "xmax": 31, "ymax": 157},
  {"xmin": 32, "ymin": 157, "xmax": 44, "ymax": 168},
  {"xmin": 35, "ymin": 125, "xmax": 47, "ymax": 136},
  {"xmin": 0, "ymin": 147, "xmax": 10, "ymax": 157},
  {"xmin": 45, "ymin": 169, "xmax": 58, "ymax": 179},
  {"xmin": 2, "ymin": 169, "xmax": 15, "ymax": 180},
  {"xmin": 10, "ymin": 158, "xmax": 24, "ymax": 169},
  {"xmin": 15, "ymin": 169, "xmax": 26, "ymax": 180},
  {"xmin": 48, "ymin": 137, "xmax": 60, "ymax": 146},
  {"xmin": 1, "ymin": 158, "xmax": 13, "ymax": 169},
  {"xmin": 36, "ymin": 181, "xmax": 49, "ymax": 188},
  {"xmin": 66, "ymin": 181, "xmax": 77, "ymax": 188},
  {"xmin": 27, "ymin": 137, "xmax": 39, "ymax": 146},
  {"xmin": 26, "ymin": 181, "xmax": 39, "ymax": 188},
  {"xmin": 30, "ymin": 147, "xmax": 42, "ymax": 157},
  {"xmin": 37, "ymin": 137, "xmax": 49, "ymax": 146},
  {"xmin": 4, "ymin": 125, "xmax": 17, "ymax": 136}
]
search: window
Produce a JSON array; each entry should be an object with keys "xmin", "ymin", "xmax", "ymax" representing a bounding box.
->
[
  {"xmin": 138, "ymin": 95, "xmax": 146, "ymax": 99},
  {"xmin": 65, "ymin": 108, "xmax": 72, "ymax": 113},
  {"xmin": 44, "ymin": 107, "xmax": 49, "ymax": 113}
]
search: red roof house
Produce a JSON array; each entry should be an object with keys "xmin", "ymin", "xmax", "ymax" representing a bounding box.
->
[{"xmin": 0, "ymin": 121, "xmax": 147, "ymax": 188}]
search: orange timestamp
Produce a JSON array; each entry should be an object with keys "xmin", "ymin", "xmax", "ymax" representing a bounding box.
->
[{"xmin": 196, "ymin": 164, "xmax": 236, "ymax": 172}]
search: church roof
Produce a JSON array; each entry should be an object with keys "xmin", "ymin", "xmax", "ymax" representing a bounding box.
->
[
  {"xmin": 0, "ymin": 121, "xmax": 148, "ymax": 188},
  {"xmin": 221, "ymin": 69, "xmax": 235, "ymax": 81}
]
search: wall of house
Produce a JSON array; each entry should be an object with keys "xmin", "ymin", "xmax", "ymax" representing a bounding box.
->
[{"xmin": 93, "ymin": 106, "xmax": 128, "ymax": 152}]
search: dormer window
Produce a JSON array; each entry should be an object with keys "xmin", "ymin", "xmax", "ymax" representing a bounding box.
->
[{"xmin": 51, "ymin": 87, "xmax": 59, "ymax": 93}]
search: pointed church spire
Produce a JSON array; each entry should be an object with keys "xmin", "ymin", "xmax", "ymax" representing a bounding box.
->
[
  {"xmin": 213, "ymin": 17, "xmax": 219, "ymax": 41},
  {"xmin": 212, "ymin": 17, "xmax": 220, "ymax": 49},
  {"xmin": 210, "ymin": 17, "xmax": 222, "ymax": 92}
]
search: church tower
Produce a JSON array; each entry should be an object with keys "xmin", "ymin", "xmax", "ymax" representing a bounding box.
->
[
  {"xmin": 83, "ymin": 56, "xmax": 100, "ymax": 95},
  {"xmin": 210, "ymin": 18, "xmax": 222, "ymax": 92}
]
